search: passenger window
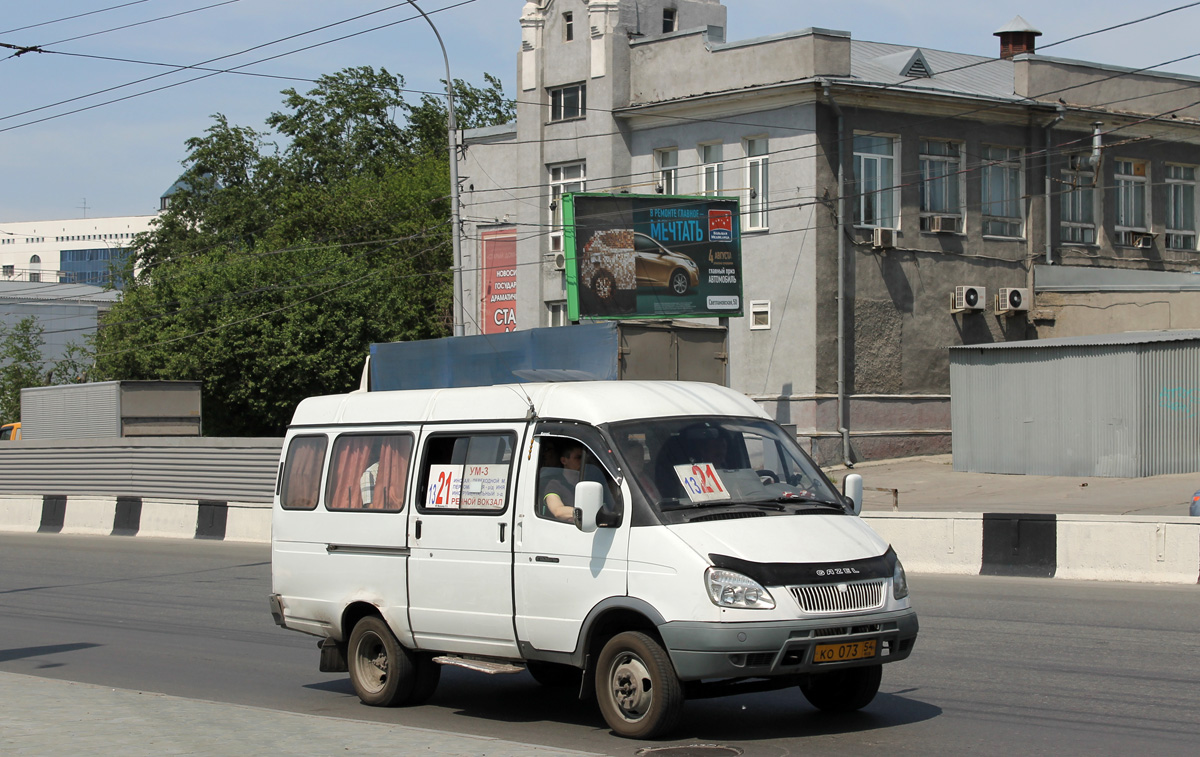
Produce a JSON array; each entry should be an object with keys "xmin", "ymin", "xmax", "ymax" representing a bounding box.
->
[
  {"xmin": 419, "ymin": 433, "xmax": 515, "ymax": 512},
  {"xmin": 535, "ymin": 435, "xmax": 621, "ymax": 523},
  {"xmin": 280, "ymin": 435, "xmax": 327, "ymax": 510},
  {"xmin": 324, "ymin": 433, "xmax": 412, "ymax": 511}
]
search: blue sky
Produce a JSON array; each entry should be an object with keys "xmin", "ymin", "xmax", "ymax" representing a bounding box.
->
[{"xmin": 3, "ymin": 0, "xmax": 1200, "ymax": 222}]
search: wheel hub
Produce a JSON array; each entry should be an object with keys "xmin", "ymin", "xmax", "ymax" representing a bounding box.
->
[{"xmin": 611, "ymin": 653, "xmax": 653, "ymax": 720}]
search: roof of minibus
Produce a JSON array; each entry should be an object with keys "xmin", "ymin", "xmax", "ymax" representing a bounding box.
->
[{"xmin": 289, "ymin": 381, "xmax": 768, "ymax": 429}]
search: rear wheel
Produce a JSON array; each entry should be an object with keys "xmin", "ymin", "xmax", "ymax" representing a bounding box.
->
[
  {"xmin": 595, "ymin": 631, "xmax": 684, "ymax": 739},
  {"xmin": 799, "ymin": 664, "xmax": 882, "ymax": 712},
  {"xmin": 348, "ymin": 615, "xmax": 415, "ymax": 707}
]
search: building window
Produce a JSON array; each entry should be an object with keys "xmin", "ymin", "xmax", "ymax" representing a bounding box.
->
[
  {"xmin": 749, "ymin": 300, "xmax": 771, "ymax": 330},
  {"xmin": 549, "ymin": 162, "xmax": 585, "ymax": 252},
  {"xmin": 563, "ymin": 12, "xmax": 573, "ymax": 41},
  {"xmin": 919, "ymin": 140, "xmax": 963, "ymax": 232},
  {"xmin": 745, "ymin": 138, "xmax": 769, "ymax": 229},
  {"xmin": 656, "ymin": 149, "xmax": 678, "ymax": 195},
  {"xmin": 547, "ymin": 301, "xmax": 568, "ymax": 327},
  {"xmin": 853, "ymin": 135, "xmax": 898, "ymax": 229},
  {"xmin": 1060, "ymin": 160, "xmax": 1096, "ymax": 244},
  {"xmin": 2, "ymin": 265, "xmax": 13, "ymax": 277},
  {"xmin": 981, "ymin": 145, "xmax": 1023, "ymax": 237},
  {"xmin": 700, "ymin": 143, "xmax": 723, "ymax": 196},
  {"xmin": 1114, "ymin": 159, "xmax": 1150, "ymax": 246},
  {"xmin": 663, "ymin": 8, "xmax": 677, "ymax": 33},
  {"xmin": 549, "ymin": 83, "xmax": 586, "ymax": 122},
  {"xmin": 1166, "ymin": 164, "xmax": 1196, "ymax": 251}
]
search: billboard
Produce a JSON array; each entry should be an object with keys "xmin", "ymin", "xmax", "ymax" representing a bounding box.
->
[
  {"xmin": 480, "ymin": 229, "xmax": 517, "ymax": 333},
  {"xmin": 563, "ymin": 194, "xmax": 743, "ymax": 321}
]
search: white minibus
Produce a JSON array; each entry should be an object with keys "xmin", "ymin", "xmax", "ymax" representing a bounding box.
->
[{"xmin": 269, "ymin": 380, "xmax": 918, "ymax": 738}]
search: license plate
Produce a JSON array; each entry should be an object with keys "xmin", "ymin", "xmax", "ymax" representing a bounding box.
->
[{"xmin": 814, "ymin": 639, "xmax": 877, "ymax": 663}]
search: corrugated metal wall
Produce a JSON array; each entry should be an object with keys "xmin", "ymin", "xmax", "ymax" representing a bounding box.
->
[
  {"xmin": 0, "ymin": 437, "xmax": 282, "ymax": 502},
  {"xmin": 1139, "ymin": 342, "xmax": 1200, "ymax": 475},
  {"xmin": 21, "ymin": 382, "xmax": 121, "ymax": 439},
  {"xmin": 952, "ymin": 337, "xmax": 1200, "ymax": 477}
]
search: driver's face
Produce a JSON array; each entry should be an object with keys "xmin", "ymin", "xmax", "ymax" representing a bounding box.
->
[{"xmin": 561, "ymin": 448, "xmax": 583, "ymax": 471}]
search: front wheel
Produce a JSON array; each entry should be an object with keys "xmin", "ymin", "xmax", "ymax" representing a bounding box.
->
[
  {"xmin": 799, "ymin": 664, "xmax": 882, "ymax": 712},
  {"xmin": 595, "ymin": 631, "xmax": 684, "ymax": 739},
  {"xmin": 348, "ymin": 615, "xmax": 416, "ymax": 707},
  {"xmin": 669, "ymin": 269, "xmax": 690, "ymax": 295}
]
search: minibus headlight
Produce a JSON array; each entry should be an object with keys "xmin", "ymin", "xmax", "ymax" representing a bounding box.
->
[
  {"xmin": 705, "ymin": 567, "xmax": 775, "ymax": 610},
  {"xmin": 892, "ymin": 557, "xmax": 909, "ymax": 600}
]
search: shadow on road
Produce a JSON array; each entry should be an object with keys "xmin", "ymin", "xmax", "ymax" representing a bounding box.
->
[{"xmin": 0, "ymin": 642, "xmax": 101, "ymax": 663}]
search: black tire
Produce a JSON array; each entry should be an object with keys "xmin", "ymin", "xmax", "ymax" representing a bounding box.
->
[
  {"xmin": 407, "ymin": 653, "xmax": 442, "ymax": 705},
  {"xmin": 348, "ymin": 615, "xmax": 416, "ymax": 707},
  {"xmin": 592, "ymin": 270, "xmax": 617, "ymax": 301},
  {"xmin": 527, "ymin": 660, "xmax": 583, "ymax": 688},
  {"xmin": 799, "ymin": 664, "xmax": 882, "ymax": 712},
  {"xmin": 669, "ymin": 269, "xmax": 690, "ymax": 295},
  {"xmin": 595, "ymin": 631, "xmax": 684, "ymax": 739}
]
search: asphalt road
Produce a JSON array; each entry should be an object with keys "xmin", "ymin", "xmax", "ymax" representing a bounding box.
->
[{"xmin": 1, "ymin": 532, "xmax": 1198, "ymax": 756}]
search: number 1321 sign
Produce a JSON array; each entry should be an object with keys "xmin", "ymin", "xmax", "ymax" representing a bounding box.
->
[{"xmin": 673, "ymin": 463, "xmax": 731, "ymax": 503}]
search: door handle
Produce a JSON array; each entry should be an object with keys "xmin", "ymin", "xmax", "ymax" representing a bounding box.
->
[
  {"xmin": 499, "ymin": 522, "xmax": 507, "ymax": 542},
  {"xmin": 535, "ymin": 555, "xmax": 560, "ymax": 563},
  {"xmin": 414, "ymin": 519, "xmax": 422, "ymax": 540}
]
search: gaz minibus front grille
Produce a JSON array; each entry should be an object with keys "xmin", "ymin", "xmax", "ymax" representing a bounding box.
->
[{"xmin": 789, "ymin": 578, "xmax": 886, "ymax": 614}]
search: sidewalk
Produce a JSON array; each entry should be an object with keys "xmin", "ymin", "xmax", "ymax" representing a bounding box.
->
[
  {"xmin": 830, "ymin": 454, "xmax": 1199, "ymax": 517},
  {"xmin": 0, "ymin": 671, "xmax": 601, "ymax": 757}
]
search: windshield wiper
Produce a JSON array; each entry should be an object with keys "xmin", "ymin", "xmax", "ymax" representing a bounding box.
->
[
  {"xmin": 772, "ymin": 493, "xmax": 845, "ymax": 509},
  {"xmin": 659, "ymin": 499, "xmax": 784, "ymax": 512}
]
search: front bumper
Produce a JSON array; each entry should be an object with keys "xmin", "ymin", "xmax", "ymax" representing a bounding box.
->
[{"xmin": 658, "ymin": 607, "xmax": 918, "ymax": 681}]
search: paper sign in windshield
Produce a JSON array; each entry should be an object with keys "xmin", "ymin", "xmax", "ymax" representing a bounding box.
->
[
  {"xmin": 458, "ymin": 464, "xmax": 509, "ymax": 509},
  {"xmin": 674, "ymin": 463, "xmax": 731, "ymax": 503},
  {"xmin": 425, "ymin": 464, "xmax": 463, "ymax": 508}
]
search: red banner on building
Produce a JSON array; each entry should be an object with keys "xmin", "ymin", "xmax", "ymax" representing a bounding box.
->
[{"xmin": 480, "ymin": 229, "xmax": 517, "ymax": 333}]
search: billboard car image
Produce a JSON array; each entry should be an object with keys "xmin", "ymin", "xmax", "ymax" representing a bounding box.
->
[{"xmin": 564, "ymin": 194, "xmax": 743, "ymax": 320}]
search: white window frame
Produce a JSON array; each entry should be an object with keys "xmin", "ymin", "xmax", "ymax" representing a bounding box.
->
[
  {"xmin": 547, "ymin": 301, "xmax": 568, "ymax": 327},
  {"xmin": 980, "ymin": 145, "xmax": 1024, "ymax": 238},
  {"xmin": 1165, "ymin": 163, "xmax": 1197, "ymax": 251},
  {"xmin": 700, "ymin": 143, "xmax": 723, "ymax": 197},
  {"xmin": 662, "ymin": 8, "xmax": 677, "ymax": 33},
  {"xmin": 853, "ymin": 134, "xmax": 899, "ymax": 229},
  {"xmin": 549, "ymin": 161, "xmax": 585, "ymax": 253},
  {"xmin": 749, "ymin": 300, "xmax": 771, "ymax": 330},
  {"xmin": 655, "ymin": 149, "xmax": 678, "ymax": 195},
  {"xmin": 1060, "ymin": 160, "xmax": 1097, "ymax": 245},
  {"xmin": 745, "ymin": 137, "xmax": 769, "ymax": 230},
  {"xmin": 1114, "ymin": 158, "xmax": 1150, "ymax": 246},
  {"xmin": 549, "ymin": 83, "xmax": 586, "ymax": 122},
  {"xmin": 918, "ymin": 139, "xmax": 964, "ymax": 232},
  {"xmin": 563, "ymin": 12, "xmax": 573, "ymax": 42}
]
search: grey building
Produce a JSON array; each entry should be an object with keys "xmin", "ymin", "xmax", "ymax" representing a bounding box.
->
[
  {"xmin": 0, "ymin": 281, "xmax": 118, "ymax": 368},
  {"xmin": 458, "ymin": 0, "xmax": 1200, "ymax": 465}
]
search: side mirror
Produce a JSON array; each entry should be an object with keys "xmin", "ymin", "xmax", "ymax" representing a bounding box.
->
[
  {"xmin": 573, "ymin": 481, "xmax": 604, "ymax": 533},
  {"xmin": 842, "ymin": 473, "xmax": 863, "ymax": 516}
]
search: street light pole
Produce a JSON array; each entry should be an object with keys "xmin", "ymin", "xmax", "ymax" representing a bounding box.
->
[{"xmin": 406, "ymin": 0, "xmax": 464, "ymax": 336}]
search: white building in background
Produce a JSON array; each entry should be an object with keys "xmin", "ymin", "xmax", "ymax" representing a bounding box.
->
[{"xmin": 0, "ymin": 215, "xmax": 154, "ymax": 287}]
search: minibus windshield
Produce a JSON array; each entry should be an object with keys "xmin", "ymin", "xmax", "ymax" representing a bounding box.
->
[{"xmin": 609, "ymin": 417, "xmax": 844, "ymax": 516}]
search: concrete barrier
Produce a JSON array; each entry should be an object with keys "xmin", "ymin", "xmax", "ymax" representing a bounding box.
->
[
  {"xmin": 1055, "ymin": 514, "xmax": 1200, "ymax": 584},
  {"xmin": 2, "ymin": 497, "xmax": 1197, "ymax": 583}
]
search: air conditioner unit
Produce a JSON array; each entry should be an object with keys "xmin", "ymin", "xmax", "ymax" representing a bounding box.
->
[
  {"xmin": 1134, "ymin": 233, "xmax": 1154, "ymax": 249},
  {"xmin": 553, "ymin": 252, "xmax": 567, "ymax": 271},
  {"xmin": 872, "ymin": 227, "xmax": 895, "ymax": 249},
  {"xmin": 954, "ymin": 285, "xmax": 986, "ymax": 312},
  {"xmin": 931, "ymin": 216, "xmax": 958, "ymax": 234},
  {"xmin": 997, "ymin": 287, "xmax": 1031, "ymax": 314}
]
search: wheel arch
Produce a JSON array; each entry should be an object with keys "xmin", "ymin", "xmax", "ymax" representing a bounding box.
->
[{"xmin": 339, "ymin": 601, "xmax": 383, "ymax": 642}]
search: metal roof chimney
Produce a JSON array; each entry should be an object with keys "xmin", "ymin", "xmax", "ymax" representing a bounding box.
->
[{"xmin": 994, "ymin": 16, "xmax": 1041, "ymax": 60}]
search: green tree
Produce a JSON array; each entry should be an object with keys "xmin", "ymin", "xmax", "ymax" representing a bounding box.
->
[
  {"xmin": 94, "ymin": 67, "xmax": 514, "ymax": 436},
  {"xmin": 0, "ymin": 317, "xmax": 46, "ymax": 422}
]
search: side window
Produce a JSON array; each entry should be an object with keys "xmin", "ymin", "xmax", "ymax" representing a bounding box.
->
[
  {"xmin": 280, "ymin": 435, "xmax": 327, "ymax": 510},
  {"xmin": 535, "ymin": 435, "xmax": 621, "ymax": 524},
  {"xmin": 418, "ymin": 433, "xmax": 515, "ymax": 513},
  {"xmin": 324, "ymin": 433, "xmax": 413, "ymax": 511}
]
